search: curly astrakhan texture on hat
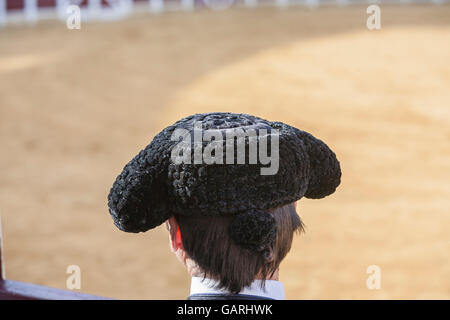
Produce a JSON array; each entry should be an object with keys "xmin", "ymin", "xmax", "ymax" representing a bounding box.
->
[{"xmin": 108, "ymin": 112, "xmax": 341, "ymax": 250}]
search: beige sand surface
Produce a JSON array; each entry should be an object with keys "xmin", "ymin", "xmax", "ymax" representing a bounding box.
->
[{"xmin": 0, "ymin": 5, "xmax": 449, "ymax": 299}]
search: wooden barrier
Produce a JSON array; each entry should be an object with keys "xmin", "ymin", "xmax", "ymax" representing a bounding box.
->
[
  {"xmin": 0, "ymin": 279, "xmax": 111, "ymax": 300},
  {"xmin": 1, "ymin": 0, "xmax": 446, "ymax": 27}
]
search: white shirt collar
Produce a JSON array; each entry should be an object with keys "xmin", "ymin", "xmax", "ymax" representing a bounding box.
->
[{"xmin": 189, "ymin": 277, "xmax": 285, "ymax": 300}]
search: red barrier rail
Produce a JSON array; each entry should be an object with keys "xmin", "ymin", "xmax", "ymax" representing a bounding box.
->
[{"xmin": 4, "ymin": 0, "xmax": 147, "ymax": 11}]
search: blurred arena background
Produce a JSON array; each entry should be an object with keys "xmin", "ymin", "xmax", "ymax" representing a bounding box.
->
[{"xmin": 0, "ymin": 0, "xmax": 449, "ymax": 299}]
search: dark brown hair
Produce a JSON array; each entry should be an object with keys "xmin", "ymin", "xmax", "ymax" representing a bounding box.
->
[{"xmin": 175, "ymin": 203, "xmax": 303, "ymax": 293}]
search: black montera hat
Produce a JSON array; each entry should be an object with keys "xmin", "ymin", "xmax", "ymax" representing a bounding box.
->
[{"xmin": 108, "ymin": 112, "xmax": 341, "ymax": 251}]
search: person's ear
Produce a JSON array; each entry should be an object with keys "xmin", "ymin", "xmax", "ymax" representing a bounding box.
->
[{"xmin": 167, "ymin": 216, "xmax": 183, "ymax": 252}]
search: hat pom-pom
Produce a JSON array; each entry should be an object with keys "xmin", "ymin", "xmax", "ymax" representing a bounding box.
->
[{"xmin": 229, "ymin": 210, "xmax": 277, "ymax": 251}]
